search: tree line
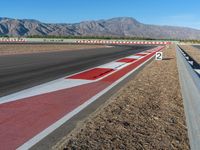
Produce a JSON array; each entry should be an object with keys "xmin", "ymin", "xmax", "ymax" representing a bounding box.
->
[{"xmin": 1, "ymin": 34, "xmax": 200, "ymax": 43}]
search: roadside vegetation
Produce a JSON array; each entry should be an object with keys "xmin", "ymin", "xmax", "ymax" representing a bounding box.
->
[
  {"xmin": 180, "ymin": 39, "xmax": 200, "ymax": 44},
  {"xmin": 0, "ymin": 44, "xmax": 106, "ymax": 55},
  {"xmin": 179, "ymin": 45, "xmax": 200, "ymax": 63},
  {"xmin": 2, "ymin": 35, "xmax": 200, "ymax": 44},
  {"xmin": 1, "ymin": 35, "xmax": 177, "ymax": 41},
  {"xmin": 26, "ymin": 35, "xmax": 179, "ymax": 41}
]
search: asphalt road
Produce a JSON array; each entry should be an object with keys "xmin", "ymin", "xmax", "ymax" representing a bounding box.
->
[
  {"xmin": 193, "ymin": 45, "xmax": 200, "ymax": 50},
  {"xmin": 0, "ymin": 45, "xmax": 154, "ymax": 97}
]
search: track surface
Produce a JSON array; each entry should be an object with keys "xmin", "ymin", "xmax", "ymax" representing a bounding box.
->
[
  {"xmin": 0, "ymin": 45, "xmax": 154, "ymax": 97},
  {"xmin": 193, "ymin": 45, "xmax": 200, "ymax": 50}
]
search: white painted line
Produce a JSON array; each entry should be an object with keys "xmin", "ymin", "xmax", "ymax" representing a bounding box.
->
[
  {"xmin": 96, "ymin": 62, "xmax": 126, "ymax": 69},
  {"xmin": 0, "ymin": 79, "xmax": 93, "ymax": 104},
  {"xmin": 138, "ymin": 52, "xmax": 149, "ymax": 55},
  {"xmin": 125, "ymin": 55, "xmax": 142, "ymax": 59},
  {"xmin": 188, "ymin": 61, "xmax": 193, "ymax": 65},
  {"xmin": 17, "ymin": 49, "xmax": 158, "ymax": 150},
  {"xmin": 194, "ymin": 69, "xmax": 200, "ymax": 74},
  {"xmin": 0, "ymin": 57, "xmax": 137, "ymax": 104}
]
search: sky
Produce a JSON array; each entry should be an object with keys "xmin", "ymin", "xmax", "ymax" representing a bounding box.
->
[{"xmin": 1, "ymin": 0, "xmax": 200, "ymax": 29}]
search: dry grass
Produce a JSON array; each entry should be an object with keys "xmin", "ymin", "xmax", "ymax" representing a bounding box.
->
[
  {"xmin": 0, "ymin": 44, "xmax": 106, "ymax": 55},
  {"xmin": 179, "ymin": 45, "xmax": 200, "ymax": 63},
  {"xmin": 53, "ymin": 44, "xmax": 189, "ymax": 150}
]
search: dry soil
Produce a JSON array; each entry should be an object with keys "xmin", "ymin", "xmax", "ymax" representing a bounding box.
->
[
  {"xmin": 0, "ymin": 44, "xmax": 106, "ymax": 56},
  {"xmin": 53, "ymin": 45, "xmax": 189, "ymax": 150},
  {"xmin": 179, "ymin": 45, "xmax": 200, "ymax": 63}
]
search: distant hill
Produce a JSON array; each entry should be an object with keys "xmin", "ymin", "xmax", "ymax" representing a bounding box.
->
[{"xmin": 1, "ymin": 17, "xmax": 200, "ymax": 39}]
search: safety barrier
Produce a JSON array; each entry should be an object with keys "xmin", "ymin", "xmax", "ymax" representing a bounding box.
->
[
  {"xmin": 76, "ymin": 40, "xmax": 171, "ymax": 45},
  {"xmin": 178, "ymin": 45, "xmax": 200, "ymax": 77},
  {"xmin": 0, "ymin": 38, "xmax": 27, "ymax": 43},
  {"xmin": 176, "ymin": 45, "xmax": 200, "ymax": 150}
]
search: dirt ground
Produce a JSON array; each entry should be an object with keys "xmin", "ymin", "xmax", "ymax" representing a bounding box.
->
[
  {"xmin": 53, "ymin": 45, "xmax": 189, "ymax": 150},
  {"xmin": 0, "ymin": 44, "xmax": 106, "ymax": 55},
  {"xmin": 179, "ymin": 45, "xmax": 200, "ymax": 63}
]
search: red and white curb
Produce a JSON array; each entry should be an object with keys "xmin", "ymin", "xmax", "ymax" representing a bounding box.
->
[
  {"xmin": 0, "ymin": 46, "xmax": 164, "ymax": 150},
  {"xmin": 76, "ymin": 40, "xmax": 171, "ymax": 45},
  {"xmin": 0, "ymin": 38, "xmax": 27, "ymax": 43}
]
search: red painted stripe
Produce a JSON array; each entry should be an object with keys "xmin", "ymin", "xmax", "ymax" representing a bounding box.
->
[
  {"xmin": 68, "ymin": 68, "xmax": 114, "ymax": 80},
  {"xmin": 116, "ymin": 58, "xmax": 137, "ymax": 63},
  {"xmin": 102, "ymin": 51, "xmax": 157, "ymax": 83},
  {"xmin": 0, "ymin": 81, "xmax": 110, "ymax": 150},
  {"xmin": 135, "ymin": 53, "xmax": 147, "ymax": 56}
]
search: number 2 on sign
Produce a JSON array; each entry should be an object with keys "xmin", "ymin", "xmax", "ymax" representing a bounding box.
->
[{"xmin": 155, "ymin": 52, "xmax": 163, "ymax": 60}]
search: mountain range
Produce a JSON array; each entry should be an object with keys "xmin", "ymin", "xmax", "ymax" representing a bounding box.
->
[{"xmin": 0, "ymin": 17, "xmax": 200, "ymax": 39}]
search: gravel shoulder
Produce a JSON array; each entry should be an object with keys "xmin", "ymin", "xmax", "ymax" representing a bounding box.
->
[
  {"xmin": 0, "ymin": 44, "xmax": 106, "ymax": 56},
  {"xmin": 179, "ymin": 45, "xmax": 200, "ymax": 63},
  {"xmin": 53, "ymin": 45, "xmax": 189, "ymax": 150}
]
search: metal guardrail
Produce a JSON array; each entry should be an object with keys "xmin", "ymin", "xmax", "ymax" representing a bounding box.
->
[
  {"xmin": 178, "ymin": 45, "xmax": 200, "ymax": 77},
  {"xmin": 176, "ymin": 45, "xmax": 200, "ymax": 150}
]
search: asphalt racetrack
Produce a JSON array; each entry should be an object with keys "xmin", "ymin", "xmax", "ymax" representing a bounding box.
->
[{"xmin": 0, "ymin": 45, "xmax": 154, "ymax": 97}]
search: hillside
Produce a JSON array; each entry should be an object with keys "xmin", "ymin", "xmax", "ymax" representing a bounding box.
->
[{"xmin": 1, "ymin": 17, "xmax": 200, "ymax": 39}]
